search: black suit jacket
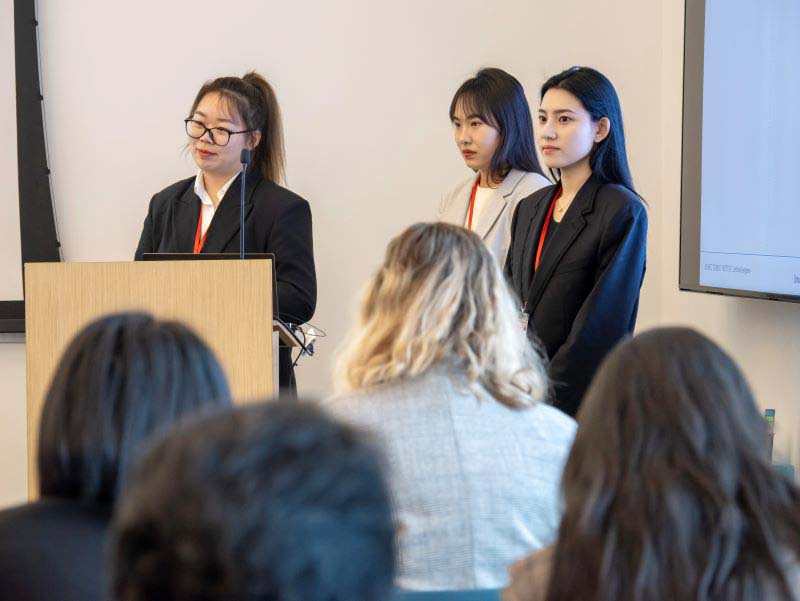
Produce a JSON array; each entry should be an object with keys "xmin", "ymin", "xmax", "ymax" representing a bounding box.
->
[
  {"xmin": 505, "ymin": 173, "xmax": 647, "ymax": 416},
  {"xmin": 0, "ymin": 498, "xmax": 110, "ymax": 601},
  {"xmin": 135, "ymin": 171, "xmax": 317, "ymax": 391}
]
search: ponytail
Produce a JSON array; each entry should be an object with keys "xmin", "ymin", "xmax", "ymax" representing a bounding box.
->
[{"xmin": 188, "ymin": 71, "xmax": 286, "ymax": 184}]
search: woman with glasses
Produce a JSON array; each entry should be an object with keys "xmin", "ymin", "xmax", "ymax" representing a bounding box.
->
[{"xmin": 134, "ymin": 71, "xmax": 316, "ymax": 392}]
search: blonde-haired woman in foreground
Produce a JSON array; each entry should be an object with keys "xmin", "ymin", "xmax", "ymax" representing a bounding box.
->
[{"xmin": 325, "ymin": 222, "xmax": 576, "ymax": 591}]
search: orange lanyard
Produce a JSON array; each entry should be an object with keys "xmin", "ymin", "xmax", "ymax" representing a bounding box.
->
[
  {"xmin": 534, "ymin": 188, "xmax": 562, "ymax": 271},
  {"xmin": 193, "ymin": 208, "xmax": 207, "ymax": 254},
  {"xmin": 466, "ymin": 176, "xmax": 481, "ymax": 230}
]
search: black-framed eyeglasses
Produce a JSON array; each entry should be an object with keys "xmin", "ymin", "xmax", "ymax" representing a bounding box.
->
[{"xmin": 184, "ymin": 119, "xmax": 253, "ymax": 146}]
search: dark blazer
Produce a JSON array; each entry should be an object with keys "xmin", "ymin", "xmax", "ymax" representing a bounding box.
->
[
  {"xmin": 135, "ymin": 171, "xmax": 316, "ymax": 390},
  {"xmin": 0, "ymin": 498, "xmax": 110, "ymax": 601},
  {"xmin": 505, "ymin": 173, "xmax": 647, "ymax": 416}
]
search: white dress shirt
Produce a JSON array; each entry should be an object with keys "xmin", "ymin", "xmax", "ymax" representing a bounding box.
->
[
  {"xmin": 193, "ymin": 170, "xmax": 240, "ymax": 236},
  {"xmin": 465, "ymin": 185, "xmax": 497, "ymax": 230}
]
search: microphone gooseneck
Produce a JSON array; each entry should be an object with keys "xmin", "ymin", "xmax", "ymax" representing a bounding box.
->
[{"xmin": 239, "ymin": 149, "xmax": 251, "ymax": 259}]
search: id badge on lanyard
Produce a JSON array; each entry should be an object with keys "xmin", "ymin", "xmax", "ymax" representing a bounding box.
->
[{"xmin": 518, "ymin": 304, "xmax": 530, "ymax": 333}]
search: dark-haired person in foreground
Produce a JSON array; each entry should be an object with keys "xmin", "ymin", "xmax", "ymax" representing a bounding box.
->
[
  {"xmin": 0, "ymin": 312, "xmax": 231, "ymax": 601},
  {"xmin": 503, "ymin": 327, "xmax": 800, "ymax": 601},
  {"xmin": 111, "ymin": 401, "xmax": 396, "ymax": 601},
  {"xmin": 439, "ymin": 67, "xmax": 550, "ymax": 263},
  {"xmin": 505, "ymin": 66, "xmax": 647, "ymax": 416}
]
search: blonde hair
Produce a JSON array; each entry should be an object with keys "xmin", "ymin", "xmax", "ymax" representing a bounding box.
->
[{"xmin": 336, "ymin": 222, "xmax": 548, "ymax": 408}]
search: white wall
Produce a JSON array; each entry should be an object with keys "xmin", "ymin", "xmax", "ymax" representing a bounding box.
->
[
  {"xmin": 0, "ymin": 341, "xmax": 28, "ymax": 507},
  {"xmin": 0, "ymin": 0, "xmax": 796, "ymax": 504},
  {"xmin": 29, "ymin": 0, "xmax": 665, "ymax": 395}
]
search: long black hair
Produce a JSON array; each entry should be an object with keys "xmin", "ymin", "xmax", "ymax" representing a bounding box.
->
[
  {"xmin": 450, "ymin": 68, "xmax": 545, "ymax": 185},
  {"xmin": 38, "ymin": 312, "xmax": 232, "ymax": 504},
  {"xmin": 541, "ymin": 66, "xmax": 635, "ymax": 192}
]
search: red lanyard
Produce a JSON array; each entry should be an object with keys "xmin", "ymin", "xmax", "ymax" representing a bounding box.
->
[
  {"xmin": 466, "ymin": 176, "xmax": 481, "ymax": 230},
  {"xmin": 534, "ymin": 188, "xmax": 562, "ymax": 271},
  {"xmin": 193, "ymin": 208, "xmax": 207, "ymax": 254}
]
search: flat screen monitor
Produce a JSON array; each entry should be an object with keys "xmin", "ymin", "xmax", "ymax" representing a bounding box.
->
[{"xmin": 680, "ymin": 0, "xmax": 800, "ymax": 302}]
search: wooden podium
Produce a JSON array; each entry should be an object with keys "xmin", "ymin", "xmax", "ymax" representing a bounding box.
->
[{"xmin": 24, "ymin": 259, "xmax": 289, "ymax": 496}]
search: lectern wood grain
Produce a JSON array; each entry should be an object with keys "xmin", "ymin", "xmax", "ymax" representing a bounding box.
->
[{"xmin": 24, "ymin": 260, "xmax": 274, "ymax": 497}]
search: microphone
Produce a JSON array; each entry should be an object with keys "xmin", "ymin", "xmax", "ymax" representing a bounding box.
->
[{"xmin": 239, "ymin": 149, "xmax": 251, "ymax": 259}]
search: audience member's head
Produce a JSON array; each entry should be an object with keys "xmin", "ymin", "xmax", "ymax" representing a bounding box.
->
[
  {"xmin": 337, "ymin": 221, "xmax": 547, "ymax": 407},
  {"xmin": 38, "ymin": 312, "xmax": 231, "ymax": 505},
  {"xmin": 547, "ymin": 327, "xmax": 800, "ymax": 601},
  {"xmin": 110, "ymin": 401, "xmax": 396, "ymax": 601}
]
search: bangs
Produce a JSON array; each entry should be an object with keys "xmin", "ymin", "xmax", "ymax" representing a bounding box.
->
[
  {"xmin": 449, "ymin": 86, "xmax": 498, "ymax": 128},
  {"xmin": 214, "ymin": 90, "xmax": 248, "ymax": 126},
  {"xmin": 189, "ymin": 82, "xmax": 248, "ymax": 127}
]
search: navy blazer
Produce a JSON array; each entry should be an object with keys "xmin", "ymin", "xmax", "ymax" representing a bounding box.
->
[
  {"xmin": 0, "ymin": 499, "xmax": 110, "ymax": 601},
  {"xmin": 504, "ymin": 173, "xmax": 647, "ymax": 416},
  {"xmin": 135, "ymin": 171, "xmax": 316, "ymax": 391}
]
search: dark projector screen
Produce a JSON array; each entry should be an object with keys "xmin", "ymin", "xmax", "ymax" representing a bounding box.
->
[{"xmin": 680, "ymin": 0, "xmax": 800, "ymax": 303}]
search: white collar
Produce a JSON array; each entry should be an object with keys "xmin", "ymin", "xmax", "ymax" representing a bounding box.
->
[{"xmin": 193, "ymin": 170, "xmax": 240, "ymax": 207}]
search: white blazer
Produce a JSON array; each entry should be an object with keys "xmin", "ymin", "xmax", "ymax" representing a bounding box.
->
[{"xmin": 438, "ymin": 169, "xmax": 551, "ymax": 263}]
